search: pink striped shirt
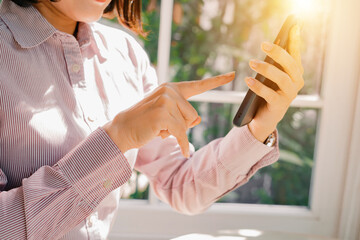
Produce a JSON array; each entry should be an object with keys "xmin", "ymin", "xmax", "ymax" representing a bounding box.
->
[{"xmin": 0, "ymin": 0, "xmax": 279, "ymax": 239}]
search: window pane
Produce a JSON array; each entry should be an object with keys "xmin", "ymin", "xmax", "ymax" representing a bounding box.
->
[
  {"xmin": 189, "ymin": 102, "xmax": 317, "ymax": 206},
  {"xmin": 169, "ymin": 0, "xmax": 328, "ymax": 95}
]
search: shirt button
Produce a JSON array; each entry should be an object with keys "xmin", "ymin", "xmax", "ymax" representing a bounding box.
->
[
  {"xmin": 87, "ymin": 219, "xmax": 93, "ymax": 228},
  {"xmin": 103, "ymin": 179, "xmax": 112, "ymax": 189},
  {"xmin": 87, "ymin": 116, "xmax": 96, "ymax": 122},
  {"xmin": 72, "ymin": 64, "xmax": 81, "ymax": 73},
  {"xmin": 87, "ymin": 214, "xmax": 97, "ymax": 228}
]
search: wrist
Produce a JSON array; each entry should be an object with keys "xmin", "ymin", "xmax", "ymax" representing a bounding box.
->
[
  {"xmin": 102, "ymin": 117, "xmax": 129, "ymax": 154},
  {"xmin": 248, "ymin": 120, "xmax": 276, "ymax": 143}
]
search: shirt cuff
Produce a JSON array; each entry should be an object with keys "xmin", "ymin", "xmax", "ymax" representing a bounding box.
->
[
  {"xmin": 218, "ymin": 125, "xmax": 279, "ymax": 176},
  {"xmin": 56, "ymin": 127, "xmax": 132, "ymax": 209}
]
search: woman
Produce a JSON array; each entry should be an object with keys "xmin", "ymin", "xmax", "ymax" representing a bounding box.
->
[{"xmin": 0, "ymin": 0, "xmax": 304, "ymax": 239}]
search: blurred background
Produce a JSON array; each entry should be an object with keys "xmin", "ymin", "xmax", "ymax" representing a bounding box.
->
[
  {"xmin": 111, "ymin": 0, "xmax": 328, "ymax": 207},
  {"xmin": 1, "ymin": 0, "xmax": 357, "ymax": 238}
]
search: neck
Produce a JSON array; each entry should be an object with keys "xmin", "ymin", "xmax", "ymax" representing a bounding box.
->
[{"xmin": 33, "ymin": 2, "xmax": 77, "ymax": 36}]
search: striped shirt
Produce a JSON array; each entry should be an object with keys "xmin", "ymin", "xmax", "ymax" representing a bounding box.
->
[{"xmin": 0, "ymin": 0, "xmax": 280, "ymax": 239}]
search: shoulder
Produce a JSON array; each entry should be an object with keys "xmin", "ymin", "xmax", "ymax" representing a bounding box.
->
[
  {"xmin": 0, "ymin": 16, "xmax": 20, "ymax": 50},
  {"xmin": 0, "ymin": 17, "xmax": 5, "ymax": 28},
  {"xmin": 91, "ymin": 21, "xmax": 149, "ymax": 68},
  {"xmin": 90, "ymin": 21, "xmax": 158, "ymax": 92},
  {"xmin": 0, "ymin": 17, "xmax": 10, "ymax": 43},
  {"xmin": 0, "ymin": 17, "xmax": 13, "ymax": 58}
]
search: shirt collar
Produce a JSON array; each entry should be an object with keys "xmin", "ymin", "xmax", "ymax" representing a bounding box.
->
[
  {"xmin": 0, "ymin": 0, "xmax": 56, "ymax": 48},
  {"xmin": 77, "ymin": 22, "xmax": 108, "ymax": 62},
  {"xmin": 0, "ymin": 0, "xmax": 107, "ymax": 61}
]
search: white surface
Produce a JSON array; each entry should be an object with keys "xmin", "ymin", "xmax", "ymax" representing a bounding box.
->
[
  {"xmin": 110, "ymin": 226, "xmax": 338, "ymax": 240},
  {"xmin": 172, "ymin": 231, "xmax": 338, "ymax": 240},
  {"xmin": 338, "ymin": 62, "xmax": 360, "ymax": 239}
]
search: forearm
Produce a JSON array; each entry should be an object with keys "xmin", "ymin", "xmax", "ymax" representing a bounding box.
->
[
  {"xmin": 136, "ymin": 125, "xmax": 279, "ymax": 215},
  {"xmin": 0, "ymin": 128, "xmax": 132, "ymax": 240}
]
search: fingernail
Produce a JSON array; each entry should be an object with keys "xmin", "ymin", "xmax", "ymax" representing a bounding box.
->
[
  {"xmin": 225, "ymin": 71, "xmax": 236, "ymax": 77},
  {"xmin": 246, "ymin": 77, "xmax": 255, "ymax": 86},
  {"xmin": 195, "ymin": 116, "xmax": 202, "ymax": 125},
  {"xmin": 262, "ymin": 42, "xmax": 273, "ymax": 52},
  {"xmin": 189, "ymin": 116, "xmax": 201, "ymax": 128},
  {"xmin": 249, "ymin": 60, "xmax": 260, "ymax": 68}
]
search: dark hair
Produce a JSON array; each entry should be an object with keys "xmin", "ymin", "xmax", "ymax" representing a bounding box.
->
[{"xmin": 11, "ymin": 0, "xmax": 144, "ymax": 36}]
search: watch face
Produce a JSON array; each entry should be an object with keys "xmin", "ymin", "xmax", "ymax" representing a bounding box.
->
[{"xmin": 264, "ymin": 133, "xmax": 276, "ymax": 147}]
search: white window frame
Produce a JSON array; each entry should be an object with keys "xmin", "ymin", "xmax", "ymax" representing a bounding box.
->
[{"xmin": 109, "ymin": 0, "xmax": 360, "ymax": 239}]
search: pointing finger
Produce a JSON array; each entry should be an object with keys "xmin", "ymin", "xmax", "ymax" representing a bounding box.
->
[{"xmin": 176, "ymin": 71, "xmax": 235, "ymax": 99}]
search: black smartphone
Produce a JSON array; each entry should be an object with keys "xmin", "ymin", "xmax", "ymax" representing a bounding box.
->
[{"xmin": 233, "ymin": 15, "xmax": 299, "ymax": 127}]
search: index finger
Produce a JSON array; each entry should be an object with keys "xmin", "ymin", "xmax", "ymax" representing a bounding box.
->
[{"xmin": 176, "ymin": 71, "xmax": 235, "ymax": 99}]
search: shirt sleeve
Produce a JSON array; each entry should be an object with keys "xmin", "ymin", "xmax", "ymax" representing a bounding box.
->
[
  {"xmin": 135, "ymin": 125, "xmax": 279, "ymax": 215},
  {"xmin": 0, "ymin": 128, "xmax": 132, "ymax": 240}
]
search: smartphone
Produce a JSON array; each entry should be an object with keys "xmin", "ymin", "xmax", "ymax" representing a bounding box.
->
[{"xmin": 233, "ymin": 15, "xmax": 299, "ymax": 127}]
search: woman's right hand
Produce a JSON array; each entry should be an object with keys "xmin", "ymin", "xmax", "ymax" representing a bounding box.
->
[{"xmin": 103, "ymin": 72, "xmax": 235, "ymax": 158}]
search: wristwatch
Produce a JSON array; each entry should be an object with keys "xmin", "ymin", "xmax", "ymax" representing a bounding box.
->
[{"xmin": 263, "ymin": 132, "xmax": 276, "ymax": 147}]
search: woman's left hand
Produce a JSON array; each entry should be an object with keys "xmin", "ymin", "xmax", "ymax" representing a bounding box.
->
[{"xmin": 246, "ymin": 25, "xmax": 304, "ymax": 142}]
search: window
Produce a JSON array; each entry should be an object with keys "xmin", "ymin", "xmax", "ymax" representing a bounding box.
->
[
  {"xmin": 107, "ymin": 0, "xmax": 360, "ymax": 239},
  {"xmin": 168, "ymin": 0, "xmax": 327, "ymax": 206}
]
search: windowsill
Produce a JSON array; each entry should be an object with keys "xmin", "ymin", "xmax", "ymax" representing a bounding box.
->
[
  {"xmin": 109, "ymin": 200, "xmax": 328, "ymax": 239},
  {"xmin": 172, "ymin": 231, "xmax": 338, "ymax": 240},
  {"xmin": 110, "ymin": 230, "xmax": 338, "ymax": 240},
  {"xmin": 116, "ymin": 199, "xmax": 313, "ymax": 218}
]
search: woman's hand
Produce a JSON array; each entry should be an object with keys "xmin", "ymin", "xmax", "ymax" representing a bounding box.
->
[
  {"xmin": 246, "ymin": 25, "xmax": 304, "ymax": 142},
  {"xmin": 103, "ymin": 72, "xmax": 235, "ymax": 158}
]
